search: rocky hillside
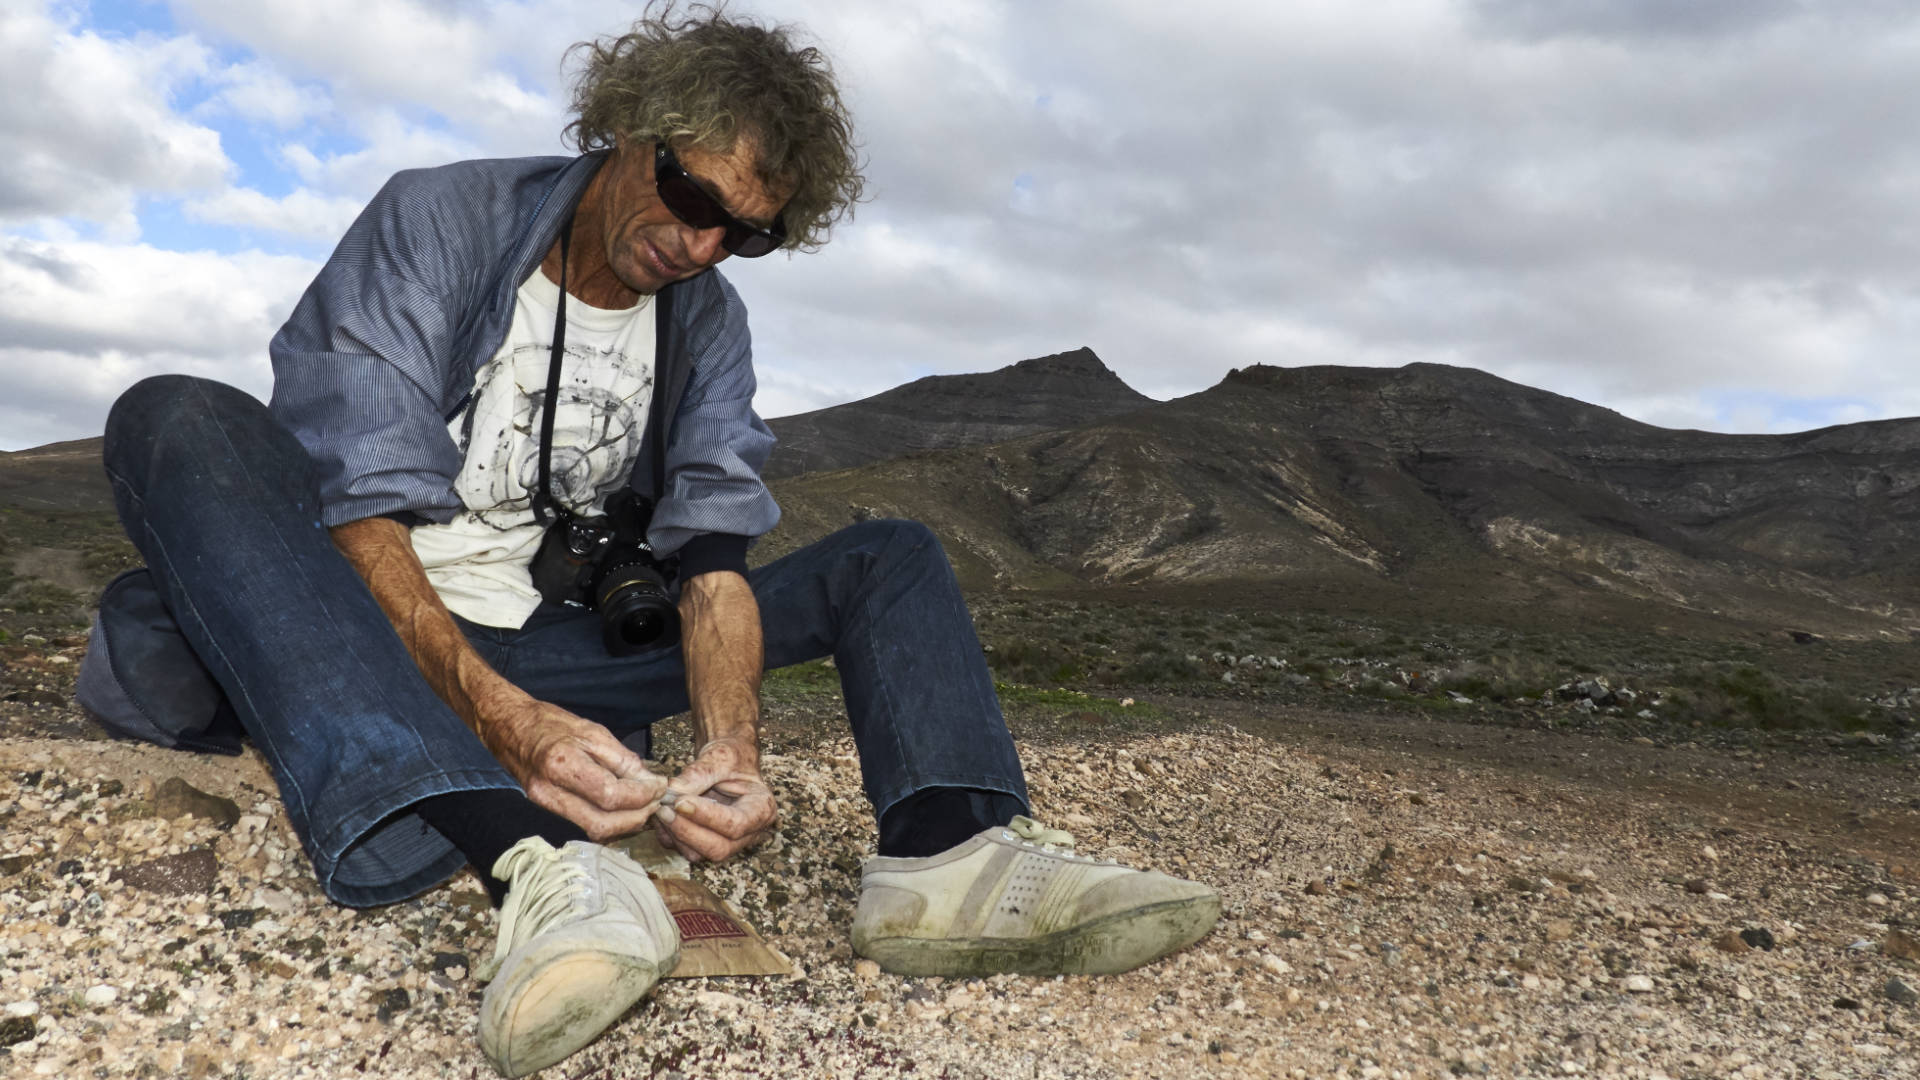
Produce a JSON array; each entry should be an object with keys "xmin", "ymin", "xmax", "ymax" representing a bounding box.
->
[
  {"xmin": 0, "ymin": 438, "xmax": 114, "ymax": 513},
  {"xmin": 762, "ymin": 347, "xmax": 1152, "ymax": 479},
  {"xmin": 762, "ymin": 363, "xmax": 1920, "ymax": 635},
  {"xmin": 7, "ymin": 360, "xmax": 1918, "ymax": 636}
]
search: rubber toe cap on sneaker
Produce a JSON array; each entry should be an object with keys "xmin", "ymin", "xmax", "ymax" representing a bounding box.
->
[{"xmin": 1072, "ymin": 870, "xmax": 1220, "ymax": 926}]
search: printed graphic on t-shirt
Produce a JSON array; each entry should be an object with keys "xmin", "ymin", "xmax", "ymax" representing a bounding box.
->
[
  {"xmin": 408, "ymin": 272, "xmax": 656, "ymax": 629},
  {"xmin": 452, "ymin": 339, "xmax": 654, "ymax": 527}
]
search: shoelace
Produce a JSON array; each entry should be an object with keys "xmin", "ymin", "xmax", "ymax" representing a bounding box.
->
[
  {"xmin": 486, "ymin": 842, "xmax": 594, "ymax": 974},
  {"xmin": 1008, "ymin": 815, "xmax": 1076, "ymax": 851}
]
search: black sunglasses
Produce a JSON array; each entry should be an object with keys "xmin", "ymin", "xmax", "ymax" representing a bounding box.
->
[{"xmin": 653, "ymin": 142, "xmax": 786, "ymax": 258}]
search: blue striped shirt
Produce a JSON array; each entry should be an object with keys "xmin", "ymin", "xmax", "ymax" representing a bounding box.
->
[{"xmin": 266, "ymin": 151, "xmax": 780, "ymax": 562}]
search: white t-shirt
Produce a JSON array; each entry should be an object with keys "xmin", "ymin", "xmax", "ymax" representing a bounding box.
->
[{"xmin": 410, "ymin": 269, "xmax": 658, "ymax": 628}]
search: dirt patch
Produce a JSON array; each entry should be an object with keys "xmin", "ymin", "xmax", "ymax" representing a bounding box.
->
[{"xmin": 9, "ymin": 546, "xmax": 92, "ymax": 593}]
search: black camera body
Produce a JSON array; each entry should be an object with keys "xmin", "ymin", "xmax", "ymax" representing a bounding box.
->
[{"xmin": 529, "ymin": 488, "xmax": 680, "ymax": 656}]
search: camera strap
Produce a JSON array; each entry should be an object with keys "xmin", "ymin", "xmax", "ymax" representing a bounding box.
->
[{"xmin": 530, "ymin": 214, "xmax": 574, "ymax": 528}]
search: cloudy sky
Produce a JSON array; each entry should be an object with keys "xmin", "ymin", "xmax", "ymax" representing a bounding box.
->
[{"xmin": 3, "ymin": 0, "xmax": 1918, "ymax": 451}]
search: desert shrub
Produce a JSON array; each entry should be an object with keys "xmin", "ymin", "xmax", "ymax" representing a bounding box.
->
[
  {"xmin": 81, "ymin": 536, "xmax": 141, "ymax": 583},
  {"xmin": 1438, "ymin": 653, "xmax": 1560, "ymax": 702},
  {"xmin": 1666, "ymin": 665, "xmax": 1865, "ymax": 731},
  {"xmin": 987, "ymin": 638, "xmax": 1084, "ymax": 687},
  {"xmin": 1111, "ymin": 654, "xmax": 1204, "ymax": 685},
  {"xmin": 7, "ymin": 582, "xmax": 83, "ymax": 619}
]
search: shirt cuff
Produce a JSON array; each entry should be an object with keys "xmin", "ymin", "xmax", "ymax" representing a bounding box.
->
[{"xmin": 674, "ymin": 533, "xmax": 751, "ymax": 581}]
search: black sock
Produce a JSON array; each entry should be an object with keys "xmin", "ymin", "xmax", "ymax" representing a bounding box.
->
[
  {"xmin": 877, "ymin": 787, "xmax": 1025, "ymax": 858},
  {"xmin": 415, "ymin": 789, "xmax": 588, "ymax": 906}
]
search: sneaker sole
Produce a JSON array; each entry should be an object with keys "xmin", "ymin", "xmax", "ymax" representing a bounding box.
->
[
  {"xmin": 480, "ymin": 947, "xmax": 667, "ymax": 1078},
  {"xmin": 856, "ymin": 892, "xmax": 1221, "ymax": 977}
]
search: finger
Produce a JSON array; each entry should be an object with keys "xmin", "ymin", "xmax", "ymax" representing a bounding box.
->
[
  {"xmin": 656, "ymin": 811, "xmax": 742, "ymax": 863},
  {"xmin": 553, "ymin": 755, "xmax": 667, "ymax": 814},
  {"xmin": 575, "ymin": 726, "xmax": 654, "ymax": 780},
  {"xmin": 665, "ymin": 758, "xmax": 724, "ymax": 798},
  {"xmin": 527, "ymin": 783, "xmax": 660, "ymax": 842},
  {"xmin": 672, "ymin": 790, "xmax": 776, "ymax": 839}
]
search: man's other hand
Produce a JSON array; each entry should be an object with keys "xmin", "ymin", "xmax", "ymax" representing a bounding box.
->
[
  {"xmin": 492, "ymin": 700, "xmax": 668, "ymax": 841},
  {"xmin": 656, "ymin": 735, "xmax": 777, "ymax": 862}
]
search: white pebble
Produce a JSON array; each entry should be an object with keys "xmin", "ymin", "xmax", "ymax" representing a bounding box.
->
[{"xmin": 84, "ymin": 985, "xmax": 118, "ymax": 1007}]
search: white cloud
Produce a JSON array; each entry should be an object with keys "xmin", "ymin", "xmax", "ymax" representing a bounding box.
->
[
  {"xmin": 0, "ymin": 235, "xmax": 318, "ymax": 447},
  {"xmin": 7, "ymin": 0, "xmax": 1920, "ymax": 449},
  {"xmin": 205, "ymin": 58, "xmax": 331, "ymax": 129},
  {"xmin": 0, "ymin": 4, "xmax": 228, "ymax": 236},
  {"xmin": 184, "ymin": 186, "xmax": 364, "ymax": 241}
]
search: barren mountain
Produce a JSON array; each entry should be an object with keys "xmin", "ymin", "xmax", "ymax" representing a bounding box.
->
[
  {"xmin": 0, "ymin": 438, "xmax": 114, "ymax": 513},
  {"xmin": 762, "ymin": 347, "xmax": 1152, "ymax": 479},
  {"xmin": 7, "ymin": 360, "xmax": 1918, "ymax": 635},
  {"xmin": 763, "ymin": 363, "xmax": 1920, "ymax": 635}
]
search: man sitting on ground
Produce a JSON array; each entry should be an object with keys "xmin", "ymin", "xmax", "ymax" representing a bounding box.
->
[{"xmin": 82, "ymin": 7, "xmax": 1218, "ymax": 1076}]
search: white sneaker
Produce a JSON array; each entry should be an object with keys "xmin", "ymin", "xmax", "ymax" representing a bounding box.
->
[
  {"xmin": 475, "ymin": 838, "xmax": 680, "ymax": 1078},
  {"xmin": 851, "ymin": 816, "xmax": 1219, "ymax": 976}
]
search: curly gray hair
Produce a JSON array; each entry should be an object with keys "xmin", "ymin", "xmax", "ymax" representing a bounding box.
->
[{"xmin": 565, "ymin": 2, "xmax": 865, "ymax": 251}]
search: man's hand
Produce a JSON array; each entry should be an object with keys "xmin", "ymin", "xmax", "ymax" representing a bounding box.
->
[
  {"xmin": 655, "ymin": 734, "xmax": 777, "ymax": 862},
  {"xmin": 488, "ymin": 699, "xmax": 668, "ymax": 842}
]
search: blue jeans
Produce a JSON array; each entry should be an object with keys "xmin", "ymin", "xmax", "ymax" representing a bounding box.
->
[{"xmin": 103, "ymin": 375, "xmax": 1028, "ymax": 907}]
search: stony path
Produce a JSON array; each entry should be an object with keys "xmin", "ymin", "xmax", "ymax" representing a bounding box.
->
[{"xmin": 0, "ymin": 701, "xmax": 1915, "ymax": 1079}]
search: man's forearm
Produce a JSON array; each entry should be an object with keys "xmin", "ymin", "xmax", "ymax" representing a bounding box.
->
[
  {"xmin": 330, "ymin": 517, "xmax": 530, "ymax": 744},
  {"xmin": 677, "ymin": 570, "xmax": 763, "ymax": 766}
]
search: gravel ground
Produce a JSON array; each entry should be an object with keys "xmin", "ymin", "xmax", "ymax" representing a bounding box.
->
[{"xmin": 0, "ymin": 696, "xmax": 1916, "ymax": 1079}]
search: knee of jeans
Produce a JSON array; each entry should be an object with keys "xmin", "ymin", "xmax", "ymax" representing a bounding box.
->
[
  {"xmin": 851, "ymin": 518, "xmax": 938, "ymax": 557},
  {"xmin": 108, "ymin": 375, "xmax": 247, "ymax": 452}
]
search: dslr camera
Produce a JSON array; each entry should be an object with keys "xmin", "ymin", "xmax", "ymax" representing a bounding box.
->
[{"xmin": 529, "ymin": 488, "xmax": 680, "ymax": 656}]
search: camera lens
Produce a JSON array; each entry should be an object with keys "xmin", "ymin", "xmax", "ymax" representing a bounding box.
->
[{"xmin": 596, "ymin": 561, "xmax": 680, "ymax": 655}]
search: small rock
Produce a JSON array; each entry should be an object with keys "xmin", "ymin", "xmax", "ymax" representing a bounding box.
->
[
  {"xmin": 0, "ymin": 1015, "xmax": 35, "ymax": 1047},
  {"xmin": 1835, "ymin": 996, "xmax": 1863, "ymax": 1010},
  {"xmin": 855, "ymin": 959, "xmax": 881, "ymax": 982},
  {"xmin": 1624, "ymin": 975, "xmax": 1656, "ymax": 993},
  {"xmin": 1713, "ymin": 931, "xmax": 1751, "ymax": 955},
  {"xmin": 217, "ymin": 908, "xmax": 260, "ymax": 930},
  {"xmin": 255, "ymin": 888, "xmax": 298, "ymax": 916},
  {"xmin": 1259, "ymin": 953, "xmax": 1292, "ymax": 976},
  {"xmin": 1684, "ymin": 880, "xmax": 1709, "ymax": 895},
  {"xmin": 375, "ymin": 987, "xmax": 411, "ymax": 1024},
  {"xmin": 112, "ymin": 849, "xmax": 218, "ymax": 896},
  {"xmin": 1887, "ymin": 978, "xmax": 1918, "ymax": 1007},
  {"xmin": 0, "ymin": 853, "xmax": 39, "ymax": 876},
  {"xmin": 1543, "ymin": 919, "xmax": 1576, "ymax": 942},
  {"xmin": 1739, "ymin": 928, "xmax": 1775, "ymax": 951},
  {"xmin": 1885, "ymin": 930, "xmax": 1920, "ymax": 962},
  {"xmin": 152, "ymin": 778, "xmax": 241, "ymax": 829},
  {"xmin": 3, "ymin": 1001, "xmax": 37, "ymax": 1018},
  {"xmin": 694, "ymin": 990, "xmax": 750, "ymax": 1016},
  {"xmin": 429, "ymin": 952, "xmax": 469, "ymax": 979},
  {"xmin": 1866, "ymin": 892, "xmax": 1889, "ymax": 907},
  {"xmin": 1304, "ymin": 880, "xmax": 1329, "ymax": 897},
  {"xmin": 84, "ymin": 985, "xmax": 117, "ymax": 1008}
]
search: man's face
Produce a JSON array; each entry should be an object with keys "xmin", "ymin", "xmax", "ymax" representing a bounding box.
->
[{"xmin": 596, "ymin": 136, "xmax": 788, "ymax": 295}]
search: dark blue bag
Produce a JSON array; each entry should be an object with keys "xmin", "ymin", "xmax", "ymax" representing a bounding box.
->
[{"xmin": 75, "ymin": 569, "xmax": 243, "ymax": 755}]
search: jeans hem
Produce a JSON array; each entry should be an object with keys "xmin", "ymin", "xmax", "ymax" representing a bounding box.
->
[
  {"xmin": 867, "ymin": 770, "xmax": 1031, "ymax": 824},
  {"xmin": 308, "ymin": 766, "xmax": 520, "ymax": 907}
]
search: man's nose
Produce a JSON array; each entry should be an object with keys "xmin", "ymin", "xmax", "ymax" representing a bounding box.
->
[{"xmin": 687, "ymin": 225, "xmax": 728, "ymax": 267}]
